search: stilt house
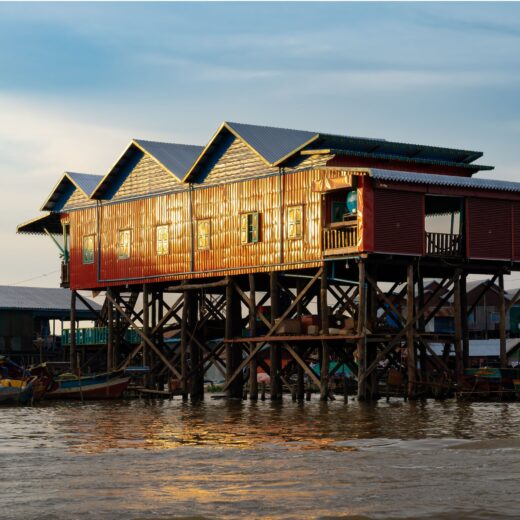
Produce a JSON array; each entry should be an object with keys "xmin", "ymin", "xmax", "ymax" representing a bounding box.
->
[{"xmin": 17, "ymin": 122, "xmax": 520, "ymax": 400}]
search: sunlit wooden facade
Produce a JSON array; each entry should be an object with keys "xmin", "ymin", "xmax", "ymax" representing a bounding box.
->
[{"xmin": 18, "ymin": 121, "xmax": 520, "ymax": 401}]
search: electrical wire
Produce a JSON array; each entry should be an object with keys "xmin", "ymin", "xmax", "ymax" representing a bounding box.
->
[{"xmin": 6, "ymin": 270, "xmax": 60, "ymax": 287}]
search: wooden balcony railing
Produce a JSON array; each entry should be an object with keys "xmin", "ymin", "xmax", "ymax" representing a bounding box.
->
[
  {"xmin": 425, "ymin": 232, "xmax": 462, "ymax": 257},
  {"xmin": 60, "ymin": 261, "xmax": 70, "ymax": 288},
  {"xmin": 322, "ymin": 222, "xmax": 358, "ymax": 255},
  {"xmin": 62, "ymin": 327, "xmax": 142, "ymax": 346}
]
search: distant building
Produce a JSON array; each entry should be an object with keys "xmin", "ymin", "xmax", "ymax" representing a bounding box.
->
[{"xmin": 0, "ymin": 286, "xmax": 100, "ymax": 364}]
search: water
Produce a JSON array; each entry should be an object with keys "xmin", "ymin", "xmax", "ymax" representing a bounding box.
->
[{"xmin": 2, "ymin": 398, "xmax": 520, "ymax": 519}]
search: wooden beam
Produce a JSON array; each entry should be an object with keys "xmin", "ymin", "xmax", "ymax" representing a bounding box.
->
[
  {"xmin": 357, "ymin": 261, "xmax": 367, "ymax": 401},
  {"xmin": 248, "ymin": 274, "xmax": 258, "ymax": 401},
  {"xmin": 406, "ymin": 264, "xmax": 416, "ymax": 399},
  {"xmin": 70, "ymin": 290, "xmax": 77, "ymax": 374},
  {"xmin": 499, "ymin": 270, "xmax": 507, "ymax": 367},
  {"xmin": 106, "ymin": 292, "xmax": 181, "ymax": 379},
  {"xmin": 320, "ymin": 267, "xmax": 330, "ymax": 401}
]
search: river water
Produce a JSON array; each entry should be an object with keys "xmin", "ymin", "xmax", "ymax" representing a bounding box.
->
[{"xmin": 2, "ymin": 397, "xmax": 520, "ymax": 519}]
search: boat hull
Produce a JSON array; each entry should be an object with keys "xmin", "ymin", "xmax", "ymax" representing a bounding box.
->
[
  {"xmin": 46, "ymin": 373, "xmax": 130, "ymax": 400},
  {"xmin": 0, "ymin": 380, "xmax": 34, "ymax": 405}
]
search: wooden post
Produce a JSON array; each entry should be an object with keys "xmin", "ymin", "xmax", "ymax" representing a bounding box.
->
[
  {"xmin": 180, "ymin": 285, "xmax": 189, "ymax": 400},
  {"xmin": 320, "ymin": 267, "xmax": 330, "ymax": 401},
  {"xmin": 70, "ymin": 290, "xmax": 77, "ymax": 374},
  {"xmin": 499, "ymin": 270, "xmax": 507, "ymax": 367},
  {"xmin": 150, "ymin": 289, "xmax": 157, "ymax": 388},
  {"xmin": 460, "ymin": 273, "xmax": 469, "ymax": 370},
  {"xmin": 296, "ymin": 279, "xmax": 305, "ymax": 401},
  {"xmin": 107, "ymin": 289, "xmax": 113, "ymax": 371},
  {"xmin": 417, "ymin": 274, "xmax": 428, "ymax": 387},
  {"xmin": 453, "ymin": 272, "xmax": 463, "ymax": 381},
  {"xmin": 226, "ymin": 277, "xmax": 243, "ymax": 398},
  {"xmin": 248, "ymin": 274, "xmax": 258, "ymax": 401},
  {"xmin": 406, "ymin": 264, "xmax": 416, "ymax": 399},
  {"xmin": 142, "ymin": 284, "xmax": 151, "ymax": 388},
  {"xmin": 188, "ymin": 290, "xmax": 204, "ymax": 401},
  {"xmin": 270, "ymin": 271, "xmax": 282, "ymax": 400},
  {"xmin": 357, "ymin": 261, "xmax": 367, "ymax": 401}
]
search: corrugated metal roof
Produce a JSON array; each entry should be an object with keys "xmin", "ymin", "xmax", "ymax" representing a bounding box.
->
[
  {"xmin": 41, "ymin": 172, "xmax": 102, "ymax": 211},
  {"xmin": 0, "ymin": 286, "xmax": 101, "ymax": 313},
  {"xmin": 16, "ymin": 213, "xmax": 62, "ymax": 236},
  {"xmin": 323, "ymin": 148, "xmax": 493, "ymax": 171},
  {"xmin": 67, "ymin": 172, "xmax": 102, "ymax": 196},
  {"xmin": 370, "ymin": 169, "xmax": 520, "ymax": 193},
  {"xmin": 315, "ymin": 134, "xmax": 483, "ymax": 164},
  {"xmin": 134, "ymin": 140, "xmax": 204, "ymax": 181},
  {"xmin": 226, "ymin": 122, "xmax": 318, "ymax": 165}
]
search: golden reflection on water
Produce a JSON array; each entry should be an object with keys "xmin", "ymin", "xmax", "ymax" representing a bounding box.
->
[{"xmin": 28, "ymin": 397, "xmax": 520, "ymax": 455}]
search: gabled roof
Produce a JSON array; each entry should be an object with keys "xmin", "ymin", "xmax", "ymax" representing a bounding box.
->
[
  {"xmin": 41, "ymin": 172, "xmax": 102, "ymax": 211},
  {"xmin": 184, "ymin": 121, "xmax": 492, "ymax": 183},
  {"xmin": 183, "ymin": 122, "xmax": 319, "ymax": 182},
  {"xmin": 0, "ymin": 285, "xmax": 100, "ymax": 316},
  {"xmin": 91, "ymin": 140, "xmax": 203, "ymax": 199}
]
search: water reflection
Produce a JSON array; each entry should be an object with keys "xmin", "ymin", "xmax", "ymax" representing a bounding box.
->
[{"xmin": 3, "ymin": 398, "xmax": 520, "ymax": 455}]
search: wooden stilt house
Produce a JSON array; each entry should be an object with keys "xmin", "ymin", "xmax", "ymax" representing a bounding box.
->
[{"xmin": 17, "ymin": 121, "xmax": 520, "ymax": 400}]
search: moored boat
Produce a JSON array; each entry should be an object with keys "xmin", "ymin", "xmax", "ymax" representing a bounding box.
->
[
  {"xmin": 45, "ymin": 370, "xmax": 130, "ymax": 400},
  {"xmin": 0, "ymin": 356, "xmax": 35, "ymax": 405}
]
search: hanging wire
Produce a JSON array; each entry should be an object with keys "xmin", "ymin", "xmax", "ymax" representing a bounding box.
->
[{"xmin": 7, "ymin": 269, "xmax": 60, "ymax": 286}]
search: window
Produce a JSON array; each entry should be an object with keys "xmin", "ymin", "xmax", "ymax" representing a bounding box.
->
[
  {"xmin": 117, "ymin": 229, "xmax": 131, "ymax": 260},
  {"xmin": 240, "ymin": 212, "xmax": 260, "ymax": 244},
  {"xmin": 82, "ymin": 235, "xmax": 95, "ymax": 264},
  {"xmin": 288, "ymin": 205, "xmax": 303, "ymax": 239},
  {"xmin": 156, "ymin": 225, "xmax": 169, "ymax": 256},
  {"xmin": 197, "ymin": 219, "xmax": 211, "ymax": 250}
]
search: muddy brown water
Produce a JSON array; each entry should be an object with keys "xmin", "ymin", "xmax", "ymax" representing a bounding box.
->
[{"xmin": 1, "ymin": 398, "xmax": 520, "ymax": 519}]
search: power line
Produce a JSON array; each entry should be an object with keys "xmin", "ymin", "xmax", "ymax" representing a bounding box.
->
[{"xmin": 6, "ymin": 270, "xmax": 59, "ymax": 287}]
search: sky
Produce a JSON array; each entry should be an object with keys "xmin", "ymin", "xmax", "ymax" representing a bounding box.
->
[{"xmin": 1, "ymin": 2, "xmax": 520, "ymax": 288}]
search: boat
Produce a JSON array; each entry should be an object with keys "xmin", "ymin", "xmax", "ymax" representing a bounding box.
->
[
  {"xmin": 28, "ymin": 363, "xmax": 54, "ymax": 401},
  {"xmin": 0, "ymin": 356, "xmax": 35, "ymax": 405},
  {"xmin": 45, "ymin": 370, "xmax": 130, "ymax": 400}
]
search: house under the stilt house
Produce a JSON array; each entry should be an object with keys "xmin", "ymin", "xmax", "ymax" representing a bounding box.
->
[{"xmin": 17, "ymin": 121, "xmax": 520, "ymax": 400}]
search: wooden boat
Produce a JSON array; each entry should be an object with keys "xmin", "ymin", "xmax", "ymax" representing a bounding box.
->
[
  {"xmin": 0, "ymin": 377, "xmax": 35, "ymax": 405},
  {"xmin": 28, "ymin": 363, "xmax": 54, "ymax": 401},
  {"xmin": 0, "ymin": 356, "xmax": 35, "ymax": 405},
  {"xmin": 45, "ymin": 370, "xmax": 130, "ymax": 400}
]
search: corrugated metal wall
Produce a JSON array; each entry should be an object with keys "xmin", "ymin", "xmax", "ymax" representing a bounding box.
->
[
  {"xmin": 373, "ymin": 189, "xmax": 424, "ymax": 255},
  {"xmin": 467, "ymin": 198, "xmax": 513, "ymax": 260},
  {"xmin": 514, "ymin": 203, "xmax": 520, "ymax": 261},
  {"xmin": 69, "ymin": 207, "xmax": 98, "ymax": 288}
]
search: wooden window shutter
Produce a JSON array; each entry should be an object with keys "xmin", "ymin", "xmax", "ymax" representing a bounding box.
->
[{"xmin": 240, "ymin": 214, "xmax": 248, "ymax": 244}]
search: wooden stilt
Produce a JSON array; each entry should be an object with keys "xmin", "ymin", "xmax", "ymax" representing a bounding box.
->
[
  {"xmin": 226, "ymin": 277, "xmax": 243, "ymax": 398},
  {"xmin": 296, "ymin": 279, "xmax": 305, "ymax": 401},
  {"xmin": 180, "ymin": 285, "xmax": 189, "ymax": 400},
  {"xmin": 142, "ymin": 284, "xmax": 151, "ymax": 388},
  {"xmin": 417, "ymin": 274, "xmax": 428, "ymax": 389},
  {"xmin": 248, "ymin": 274, "xmax": 258, "ymax": 401},
  {"xmin": 499, "ymin": 270, "xmax": 507, "ymax": 367},
  {"xmin": 320, "ymin": 267, "xmax": 330, "ymax": 401},
  {"xmin": 453, "ymin": 272, "xmax": 463, "ymax": 381},
  {"xmin": 460, "ymin": 273, "xmax": 469, "ymax": 370},
  {"xmin": 356, "ymin": 261, "xmax": 367, "ymax": 401},
  {"xmin": 107, "ymin": 289, "xmax": 113, "ymax": 371},
  {"xmin": 70, "ymin": 290, "xmax": 77, "ymax": 374},
  {"xmin": 406, "ymin": 264, "xmax": 416, "ymax": 399},
  {"xmin": 270, "ymin": 272, "xmax": 282, "ymax": 400},
  {"xmin": 188, "ymin": 290, "xmax": 203, "ymax": 401}
]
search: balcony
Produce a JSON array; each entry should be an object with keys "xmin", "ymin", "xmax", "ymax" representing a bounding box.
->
[
  {"xmin": 322, "ymin": 222, "xmax": 358, "ymax": 256},
  {"xmin": 62, "ymin": 327, "xmax": 142, "ymax": 346},
  {"xmin": 425, "ymin": 232, "xmax": 462, "ymax": 257}
]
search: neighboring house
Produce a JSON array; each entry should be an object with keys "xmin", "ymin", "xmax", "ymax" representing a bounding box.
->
[
  {"xmin": 429, "ymin": 339, "xmax": 520, "ymax": 367},
  {"xmin": 0, "ymin": 286, "xmax": 100, "ymax": 364}
]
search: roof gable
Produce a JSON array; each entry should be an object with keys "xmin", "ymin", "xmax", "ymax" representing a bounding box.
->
[
  {"xmin": 41, "ymin": 172, "xmax": 102, "ymax": 211},
  {"xmin": 184, "ymin": 122, "xmax": 319, "ymax": 182},
  {"xmin": 91, "ymin": 140, "xmax": 203, "ymax": 199}
]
